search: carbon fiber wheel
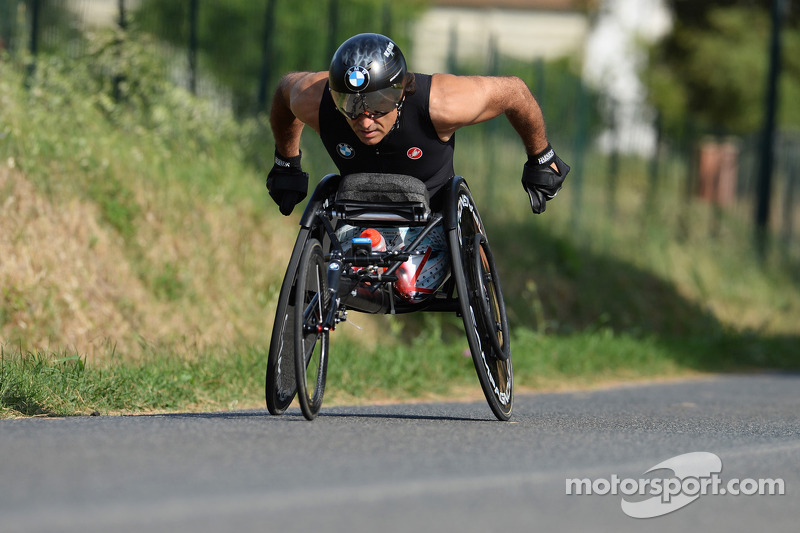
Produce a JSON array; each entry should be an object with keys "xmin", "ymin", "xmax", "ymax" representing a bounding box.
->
[
  {"xmin": 450, "ymin": 182, "xmax": 513, "ymax": 421},
  {"xmin": 293, "ymin": 238, "xmax": 330, "ymax": 420},
  {"xmin": 266, "ymin": 229, "xmax": 311, "ymax": 415}
]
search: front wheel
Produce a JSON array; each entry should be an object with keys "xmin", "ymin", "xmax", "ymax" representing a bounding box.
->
[
  {"xmin": 450, "ymin": 183, "xmax": 513, "ymax": 421},
  {"xmin": 266, "ymin": 229, "xmax": 312, "ymax": 415},
  {"xmin": 294, "ymin": 238, "xmax": 330, "ymax": 420}
]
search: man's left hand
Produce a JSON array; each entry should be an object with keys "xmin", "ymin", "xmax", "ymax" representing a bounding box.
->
[{"xmin": 521, "ymin": 144, "xmax": 570, "ymax": 214}]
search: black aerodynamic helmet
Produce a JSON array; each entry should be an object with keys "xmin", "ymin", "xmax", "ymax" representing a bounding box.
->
[{"xmin": 328, "ymin": 33, "xmax": 407, "ymax": 120}]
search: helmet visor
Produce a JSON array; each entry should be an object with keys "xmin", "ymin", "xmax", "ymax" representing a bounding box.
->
[{"xmin": 330, "ymin": 86, "xmax": 404, "ymax": 120}]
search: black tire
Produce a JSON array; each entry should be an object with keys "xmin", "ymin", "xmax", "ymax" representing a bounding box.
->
[
  {"xmin": 294, "ymin": 237, "xmax": 330, "ymax": 420},
  {"xmin": 265, "ymin": 229, "xmax": 311, "ymax": 415},
  {"xmin": 450, "ymin": 183, "xmax": 513, "ymax": 421}
]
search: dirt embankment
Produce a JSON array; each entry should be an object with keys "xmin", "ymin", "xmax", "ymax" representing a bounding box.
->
[{"xmin": 0, "ymin": 166, "xmax": 302, "ymax": 360}]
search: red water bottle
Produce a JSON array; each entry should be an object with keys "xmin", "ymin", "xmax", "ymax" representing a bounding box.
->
[
  {"xmin": 353, "ymin": 228, "xmax": 386, "ymax": 276},
  {"xmin": 360, "ymin": 228, "xmax": 386, "ymax": 252}
]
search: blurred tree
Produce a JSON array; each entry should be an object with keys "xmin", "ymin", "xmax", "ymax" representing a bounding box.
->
[
  {"xmin": 0, "ymin": 0, "xmax": 17, "ymax": 53},
  {"xmin": 647, "ymin": 0, "xmax": 800, "ymax": 136},
  {"xmin": 133, "ymin": 0, "xmax": 427, "ymax": 116}
]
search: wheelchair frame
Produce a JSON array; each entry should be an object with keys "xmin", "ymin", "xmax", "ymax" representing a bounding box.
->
[{"xmin": 266, "ymin": 174, "xmax": 513, "ymax": 421}]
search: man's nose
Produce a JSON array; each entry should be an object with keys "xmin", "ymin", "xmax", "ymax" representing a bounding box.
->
[{"xmin": 353, "ymin": 114, "xmax": 375, "ymax": 125}]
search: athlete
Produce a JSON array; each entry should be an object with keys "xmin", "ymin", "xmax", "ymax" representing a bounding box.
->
[{"xmin": 266, "ymin": 32, "xmax": 569, "ymax": 217}]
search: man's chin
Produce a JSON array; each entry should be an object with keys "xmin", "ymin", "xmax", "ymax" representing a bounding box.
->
[{"xmin": 357, "ymin": 134, "xmax": 382, "ymax": 146}]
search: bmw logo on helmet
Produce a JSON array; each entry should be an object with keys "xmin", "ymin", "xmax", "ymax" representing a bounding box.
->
[
  {"xmin": 345, "ymin": 66, "xmax": 370, "ymax": 91},
  {"xmin": 337, "ymin": 143, "xmax": 355, "ymax": 159}
]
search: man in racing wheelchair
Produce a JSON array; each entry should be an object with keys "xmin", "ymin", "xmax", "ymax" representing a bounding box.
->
[{"xmin": 266, "ymin": 33, "xmax": 570, "ymax": 420}]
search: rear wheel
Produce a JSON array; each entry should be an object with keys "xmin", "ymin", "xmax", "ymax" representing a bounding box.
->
[
  {"xmin": 450, "ymin": 183, "xmax": 513, "ymax": 421},
  {"xmin": 294, "ymin": 238, "xmax": 330, "ymax": 420}
]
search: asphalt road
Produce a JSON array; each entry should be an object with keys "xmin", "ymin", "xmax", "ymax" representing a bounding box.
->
[{"xmin": 1, "ymin": 373, "xmax": 798, "ymax": 533}]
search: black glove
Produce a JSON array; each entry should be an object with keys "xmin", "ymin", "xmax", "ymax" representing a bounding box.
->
[
  {"xmin": 266, "ymin": 149, "xmax": 309, "ymax": 216},
  {"xmin": 521, "ymin": 144, "xmax": 570, "ymax": 214}
]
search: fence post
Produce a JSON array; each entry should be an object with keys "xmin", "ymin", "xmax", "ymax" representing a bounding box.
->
[
  {"xmin": 117, "ymin": 0, "xmax": 127, "ymax": 29},
  {"xmin": 381, "ymin": 0, "xmax": 392, "ymax": 37},
  {"xmin": 110, "ymin": 0, "xmax": 128, "ymax": 103},
  {"xmin": 780, "ymin": 137, "xmax": 797, "ymax": 258},
  {"xmin": 327, "ymin": 0, "xmax": 339, "ymax": 59},
  {"xmin": 0, "ymin": 0, "xmax": 14, "ymax": 54},
  {"xmin": 256, "ymin": 0, "xmax": 278, "ymax": 112},
  {"xmin": 188, "ymin": 0, "xmax": 198, "ymax": 95},
  {"xmin": 676, "ymin": 118, "xmax": 698, "ymax": 242},
  {"xmin": 571, "ymin": 80, "xmax": 588, "ymax": 232},
  {"xmin": 25, "ymin": 0, "xmax": 41, "ymax": 83},
  {"xmin": 484, "ymin": 34, "xmax": 499, "ymax": 210},
  {"xmin": 755, "ymin": 0, "xmax": 784, "ymax": 259},
  {"xmin": 644, "ymin": 110, "xmax": 662, "ymax": 220},
  {"xmin": 605, "ymin": 98, "xmax": 619, "ymax": 220},
  {"xmin": 533, "ymin": 58, "xmax": 545, "ymax": 112},
  {"xmin": 446, "ymin": 22, "xmax": 457, "ymax": 74}
]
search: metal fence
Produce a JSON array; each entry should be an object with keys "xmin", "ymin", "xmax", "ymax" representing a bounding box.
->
[{"xmin": 2, "ymin": 0, "xmax": 798, "ymax": 262}]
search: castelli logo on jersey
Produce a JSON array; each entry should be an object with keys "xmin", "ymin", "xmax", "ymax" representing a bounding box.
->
[{"xmin": 407, "ymin": 147, "xmax": 423, "ymax": 160}]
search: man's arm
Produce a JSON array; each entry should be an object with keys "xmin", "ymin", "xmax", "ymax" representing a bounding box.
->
[
  {"xmin": 430, "ymin": 73, "xmax": 569, "ymax": 215},
  {"xmin": 269, "ymin": 71, "xmax": 327, "ymax": 157},
  {"xmin": 429, "ymin": 74, "xmax": 549, "ymax": 156},
  {"xmin": 266, "ymin": 71, "xmax": 326, "ymax": 216}
]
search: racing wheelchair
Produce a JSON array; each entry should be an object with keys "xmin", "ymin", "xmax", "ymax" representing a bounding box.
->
[{"xmin": 265, "ymin": 173, "xmax": 512, "ymax": 420}]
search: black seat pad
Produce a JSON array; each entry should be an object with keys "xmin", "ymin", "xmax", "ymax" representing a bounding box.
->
[{"xmin": 335, "ymin": 173, "xmax": 430, "ymax": 207}]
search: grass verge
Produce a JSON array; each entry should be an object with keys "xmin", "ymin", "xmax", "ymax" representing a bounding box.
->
[{"xmin": 3, "ymin": 325, "xmax": 797, "ymax": 418}]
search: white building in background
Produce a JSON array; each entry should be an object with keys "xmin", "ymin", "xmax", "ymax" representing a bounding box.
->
[
  {"xmin": 66, "ymin": 0, "xmax": 141, "ymax": 28},
  {"xmin": 412, "ymin": 0, "xmax": 672, "ymax": 155},
  {"xmin": 583, "ymin": 0, "xmax": 672, "ymax": 155},
  {"xmin": 411, "ymin": 0, "xmax": 589, "ymax": 74}
]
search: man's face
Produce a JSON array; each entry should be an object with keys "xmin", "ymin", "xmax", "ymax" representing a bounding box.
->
[{"xmin": 345, "ymin": 109, "xmax": 398, "ymax": 146}]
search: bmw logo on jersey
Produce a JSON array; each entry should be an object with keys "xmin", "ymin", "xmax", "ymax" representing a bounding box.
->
[{"xmin": 337, "ymin": 143, "xmax": 355, "ymax": 159}]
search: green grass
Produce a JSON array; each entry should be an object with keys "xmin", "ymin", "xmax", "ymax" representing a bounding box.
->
[
  {"xmin": 0, "ymin": 345, "xmax": 265, "ymax": 417},
  {"xmin": 3, "ymin": 324, "xmax": 797, "ymax": 418}
]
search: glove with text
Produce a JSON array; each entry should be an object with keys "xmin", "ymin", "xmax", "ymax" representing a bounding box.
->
[
  {"xmin": 266, "ymin": 149, "xmax": 309, "ymax": 216},
  {"xmin": 521, "ymin": 144, "xmax": 570, "ymax": 214}
]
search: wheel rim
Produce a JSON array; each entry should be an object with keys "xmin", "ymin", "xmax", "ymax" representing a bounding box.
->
[
  {"xmin": 295, "ymin": 239, "xmax": 329, "ymax": 419},
  {"xmin": 272, "ymin": 312, "xmax": 297, "ymax": 409},
  {"xmin": 300, "ymin": 275, "xmax": 326, "ymax": 404}
]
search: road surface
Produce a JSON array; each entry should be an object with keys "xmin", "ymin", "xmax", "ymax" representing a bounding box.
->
[{"xmin": 1, "ymin": 373, "xmax": 797, "ymax": 532}]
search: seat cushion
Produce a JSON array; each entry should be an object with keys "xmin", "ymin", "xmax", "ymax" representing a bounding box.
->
[{"xmin": 335, "ymin": 174, "xmax": 430, "ymax": 206}]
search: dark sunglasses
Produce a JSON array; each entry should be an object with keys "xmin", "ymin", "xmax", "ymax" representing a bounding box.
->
[{"xmin": 330, "ymin": 86, "xmax": 404, "ymax": 120}]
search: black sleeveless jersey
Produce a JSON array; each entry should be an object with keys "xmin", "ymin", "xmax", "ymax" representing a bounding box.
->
[{"xmin": 319, "ymin": 73, "xmax": 455, "ymax": 195}]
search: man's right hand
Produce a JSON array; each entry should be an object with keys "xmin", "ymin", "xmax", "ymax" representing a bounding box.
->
[{"xmin": 266, "ymin": 149, "xmax": 309, "ymax": 216}]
